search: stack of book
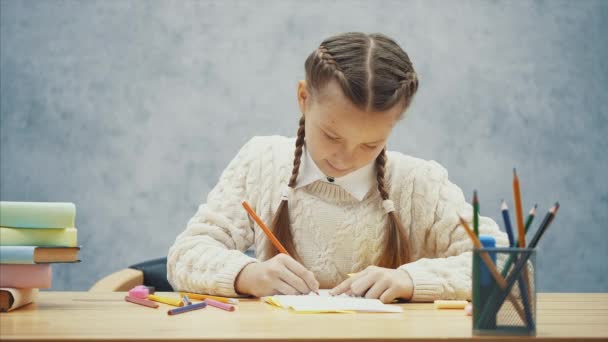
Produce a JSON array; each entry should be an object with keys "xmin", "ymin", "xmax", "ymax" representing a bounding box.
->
[{"xmin": 0, "ymin": 201, "xmax": 80, "ymax": 312}]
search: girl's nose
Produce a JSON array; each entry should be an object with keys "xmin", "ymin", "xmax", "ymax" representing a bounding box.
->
[{"xmin": 332, "ymin": 145, "xmax": 357, "ymax": 168}]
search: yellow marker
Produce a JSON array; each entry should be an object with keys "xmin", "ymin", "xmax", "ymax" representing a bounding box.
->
[{"xmin": 147, "ymin": 294, "xmax": 184, "ymax": 307}]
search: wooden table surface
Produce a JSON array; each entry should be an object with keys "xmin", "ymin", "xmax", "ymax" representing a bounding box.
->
[{"xmin": 1, "ymin": 292, "xmax": 607, "ymax": 341}]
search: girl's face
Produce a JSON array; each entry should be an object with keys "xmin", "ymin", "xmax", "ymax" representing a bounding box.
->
[{"xmin": 297, "ymin": 79, "xmax": 403, "ymax": 178}]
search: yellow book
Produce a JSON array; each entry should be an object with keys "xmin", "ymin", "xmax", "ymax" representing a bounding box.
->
[{"xmin": 0, "ymin": 227, "xmax": 77, "ymax": 247}]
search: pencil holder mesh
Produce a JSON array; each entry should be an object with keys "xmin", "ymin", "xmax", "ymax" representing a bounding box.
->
[{"xmin": 472, "ymin": 247, "xmax": 536, "ymax": 336}]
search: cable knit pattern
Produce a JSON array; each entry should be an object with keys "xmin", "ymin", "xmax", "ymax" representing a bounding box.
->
[{"xmin": 167, "ymin": 135, "xmax": 508, "ymax": 301}]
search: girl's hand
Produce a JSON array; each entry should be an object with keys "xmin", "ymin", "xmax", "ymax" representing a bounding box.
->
[
  {"xmin": 330, "ymin": 266, "xmax": 414, "ymax": 303},
  {"xmin": 235, "ymin": 253, "xmax": 320, "ymax": 297}
]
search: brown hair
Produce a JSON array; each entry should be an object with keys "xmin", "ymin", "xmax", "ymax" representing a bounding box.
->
[{"xmin": 267, "ymin": 32, "xmax": 419, "ymax": 268}]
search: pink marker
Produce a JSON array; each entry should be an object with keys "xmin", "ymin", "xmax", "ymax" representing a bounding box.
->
[{"xmin": 204, "ymin": 298, "xmax": 235, "ymax": 312}]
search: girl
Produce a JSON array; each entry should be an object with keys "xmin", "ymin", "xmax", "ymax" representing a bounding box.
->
[{"xmin": 167, "ymin": 32, "xmax": 507, "ymax": 303}]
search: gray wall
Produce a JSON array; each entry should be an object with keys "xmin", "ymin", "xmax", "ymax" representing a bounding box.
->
[{"xmin": 1, "ymin": 0, "xmax": 606, "ymax": 292}]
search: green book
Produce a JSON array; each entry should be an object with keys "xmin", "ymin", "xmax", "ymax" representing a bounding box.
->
[
  {"xmin": 0, "ymin": 201, "xmax": 75, "ymax": 228},
  {"xmin": 0, "ymin": 227, "xmax": 77, "ymax": 247}
]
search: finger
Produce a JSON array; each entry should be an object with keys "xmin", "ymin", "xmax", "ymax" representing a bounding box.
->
[
  {"xmin": 379, "ymin": 286, "xmax": 401, "ymax": 304},
  {"xmin": 365, "ymin": 280, "xmax": 389, "ymax": 299},
  {"xmin": 330, "ymin": 276, "xmax": 355, "ymax": 296},
  {"xmin": 331, "ymin": 268, "xmax": 371, "ymax": 296},
  {"xmin": 274, "ymin": 280, "xmax": 300, "ymax": 295},
  {"xmin": 281, "ymin": 256, "xmax": 319, "ymax": 293},
  {"xmin": 278, "ymin": 266, "xmax": 310, "ymax": 294},
  {"xmin": 350, "ymin": 273, "xmax": 376, "ymax": 297}
]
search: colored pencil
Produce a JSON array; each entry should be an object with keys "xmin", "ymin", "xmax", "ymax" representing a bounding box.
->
[
  {"xmin": 513, "ymin": 169, "xmax": 526, "ymax": 247},
  {"xmin": 504, "ymin": 201, "xmax": 535, "ymax": 328},
  {"xmin": 459, "ymin": 216, "xmax": 526, "ymax": 323},
  {"xmin": 524, "ymin": 204, "xmax": 538, "ymax": 234},
  {"xmin": 204, "ymin": 298, "xmax": 236, "ymax": 312},
  {"xmin": 471, "ymin": 191, "xmax": 481, "ymax": 325},
  {"xmin": 458, "ymin": 217, "xmax": 506, "ymax": 288},
  {"xmin": 501, "ymin": 200, "xmax": 515, "ymax": 247},
  {"xmin": 528, "ymin": 203, "xmax": 560, "ymax": 249},
  {"xmin": 147, "ymin": 294, "xmax": 183, "ymax": 307},
  {"xmin": 180, "ymin": 292, "xmax": 239, "ymax": 305},
  {"xmin": 167, "ymin": 301, "xmax": 207, "ymax": 315},
  {"xmin": 125, "ymin": 295, "xmax": 159, "ymax": 308},
  {"xmin": 473, "ymin": 191, "xmax": 480, "ymax": 236},
  {"xmin": 242, "ymin": 201, "xmax": 288, "ymax": 255}
]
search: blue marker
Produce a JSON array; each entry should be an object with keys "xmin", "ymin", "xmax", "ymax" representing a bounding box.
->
[
  {"xmin": 167, "ymin": 301, "xmax": 207, "ymax": 315},
  {"xmin": 478, "ymin": 235, "xmax": 496, "ymax": 286}
]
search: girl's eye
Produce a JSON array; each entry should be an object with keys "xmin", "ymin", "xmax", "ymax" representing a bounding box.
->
[
  {"xmin": 363, "ymin": 144, "xmax": 378, "ymax": 150},
  {"xmin": 324, "ymin": 132, "xmax": 340, "ymax": 141}
]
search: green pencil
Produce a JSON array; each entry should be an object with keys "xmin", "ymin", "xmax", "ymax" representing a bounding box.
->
[
  {"xmin": 524, "ymin": 204, "xmax": 538, "ymax": 234},
  {"xmin": 473, "ymin": 191, "xmax": 479, "ymax": 236},
  {"xmin": 472, "ymin": 190, "xmax": 481, "ymax": 325}
]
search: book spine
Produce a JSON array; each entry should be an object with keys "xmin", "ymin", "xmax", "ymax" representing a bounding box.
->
[
  {"xmin": 0, "ymin": 202, "xmax": 75, "ymax": 229},
  {"xmin": 0, "ymin": 227, "xmax": 77, "ymax": 247}
]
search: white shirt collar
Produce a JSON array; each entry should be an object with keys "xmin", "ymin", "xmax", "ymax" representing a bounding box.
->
[{"xmin": 294, "ymin": 144, "xmax": 376, "ymax": 201}]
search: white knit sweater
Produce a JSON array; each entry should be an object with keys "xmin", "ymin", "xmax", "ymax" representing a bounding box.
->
[{"xmin": 167, "ymin": 136, "xmax": 508, "ymax": 302}]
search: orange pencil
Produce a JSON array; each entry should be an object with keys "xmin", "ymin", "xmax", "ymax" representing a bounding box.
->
[
  {"xmin": 513, "ymin": 168, "xmax": 526, "ymax": 247},
  {"xmin": 242, "ymin": 201, "xmax": 289, "ymax": 255},
  {"xmin": 458, "ymin": 216, "xmax": 527, "ymax": 323},
  {"xmin": 457, "ymin": 217, "xmax": 507, "ymax": 289}
]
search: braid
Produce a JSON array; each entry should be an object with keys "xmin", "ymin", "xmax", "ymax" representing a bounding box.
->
[
  {"xmin": 307, "ymin": 46, "xmax": 350, "ymax": 95},
  {"xmin": 317, "ymin": 46, "xmax": 343, "ymax": 71},
  {"xmin": 399, "ymin": 72, "xmax": 419, "ymax": 99},
  {"xmin": 288, "ymin": 116, "xmax": 306, "ymax": 187},
  {"xmin": 375, "ymin": 148, "xmax": 410, "ymax": 268},
  {"xmin": 267, "ymin": 116, "xmax": 305, "ymax": 261},
  {"xmin": 375, "ymin": 148, "xmax": 389, "ymax": 200}
]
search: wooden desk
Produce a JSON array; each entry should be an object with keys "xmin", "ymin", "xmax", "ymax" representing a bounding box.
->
[{"xmin": 1, "ymin": 292, "xmax": 607, "ymax": 341}]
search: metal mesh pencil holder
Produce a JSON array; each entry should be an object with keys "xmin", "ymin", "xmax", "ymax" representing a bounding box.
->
[{"xmin": 472, "ymin": 247, "xmax": 536, "ymax": 336}]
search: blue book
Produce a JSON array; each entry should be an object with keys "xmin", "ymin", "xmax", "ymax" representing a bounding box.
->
[{"xmin": 0, "ymin": 246, "xmax": 80, "ymax": 264}]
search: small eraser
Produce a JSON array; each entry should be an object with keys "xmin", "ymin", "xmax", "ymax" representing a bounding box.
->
[
  {"xmin": 465, "ymin": 303, "xmax": 473, "ymax": 316},
  {"xmin": 128, "ymin": 285, "xmax": 149, "ymax": 299},
  {"xmin": 434, "ymin": 300, "xmax": 469, "ymax": 309}
]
